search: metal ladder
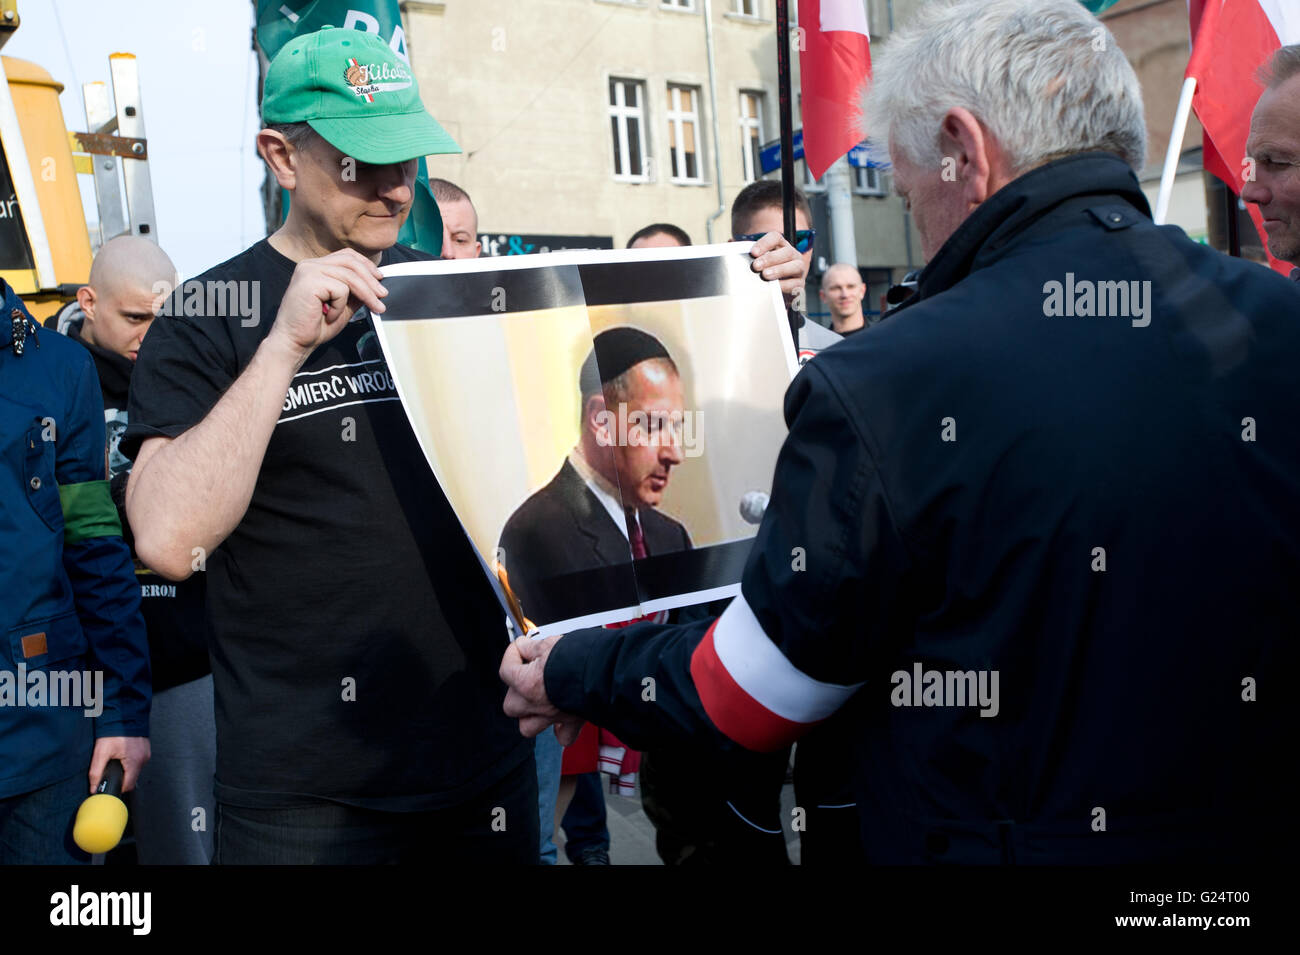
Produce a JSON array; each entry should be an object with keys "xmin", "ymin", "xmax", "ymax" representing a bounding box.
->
[{"xmin": 69, "ymin": 54, "xmax": 158, "ymax": 249}]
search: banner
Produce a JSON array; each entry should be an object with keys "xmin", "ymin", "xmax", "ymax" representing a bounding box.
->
[
  {"xmin": 798, "ymin": 0, "xmax": 873, "ymax": 180},
  {"xmin": 371, "ymin": 244, "xmax": 799, "ymax": 636},
  {"xmin": 254, "ymin": 0, "xmax": 446, "ymax": 255}
]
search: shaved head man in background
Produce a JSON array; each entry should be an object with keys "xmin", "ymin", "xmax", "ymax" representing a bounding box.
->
[
  {"xmin": 74, "ymin": 236, "xmax": 178, "ymax": 362},
  {"xmin": 819, "ymin": 264, "xmax": 868, "ymax": 335},
  {"xmin": 430, "ymin": 178, "xmax": 482, "ymax": 260}
]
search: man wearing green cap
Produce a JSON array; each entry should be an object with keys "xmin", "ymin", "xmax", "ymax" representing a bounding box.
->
[
  {"xmin": 119, "ymin": 26, "xmax": 535, "ymax": 864},
  {"xmin": 123, "ymin": 25, "xmax": 808, "ymax": 864}
]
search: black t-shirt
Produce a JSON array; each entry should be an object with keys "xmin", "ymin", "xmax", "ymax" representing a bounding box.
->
[{"xmin": 123, "ymin": 239, "xmax": 529, "ymax": 810}]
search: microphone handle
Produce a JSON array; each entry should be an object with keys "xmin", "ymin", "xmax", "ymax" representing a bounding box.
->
[{"xmin": 98, "ymin": 758, "xmax": 125, "ymax": 797}]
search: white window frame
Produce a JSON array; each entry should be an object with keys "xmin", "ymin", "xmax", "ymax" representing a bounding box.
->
[
  {"xmin": 666, "ymin": 84, "xmax": 704, "ymax": 184},
  {"xmin": 609, "ymin": 78, "xmax": 650, "ymax": 182},
  {"xmin": 661, "ymin": 0, "xmax": 696, "ymax": 11},
  {"xmin": 853, "ymin": 164, "xmax": 886, "ymax": 196},
  {"xmin": 739, "ymin": 90, "xmax": 765, "ymax": 183},
  {"xmin": 732, "ymin": 0, "xmax": 761, "ymax": 16}
]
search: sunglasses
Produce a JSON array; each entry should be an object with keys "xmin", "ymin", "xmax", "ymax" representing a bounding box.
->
[{"xmin": 736, "ymin": 229, "xmax": 817, "ymax": 253}]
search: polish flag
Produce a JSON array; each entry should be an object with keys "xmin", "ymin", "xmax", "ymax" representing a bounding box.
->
[
  {"xmin": 689, "ymin": 594, "xmax": 863, "ymax": 752},
  {"xmin": 798, "ymin": 0, "xmax": 872, "ymax": 181},
  {"xmin": 1187, "ymin": 0, "xmax": 1300, "ymax": 274}
]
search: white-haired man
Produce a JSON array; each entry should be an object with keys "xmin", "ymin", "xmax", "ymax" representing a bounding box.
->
[
  {"xmin": 1242, "ymin": 43, "xmax": 1300, "ymax": 279},
  {"xmin": 500, "ymin": 0, "xmax": 1296, "ymax": 864}
]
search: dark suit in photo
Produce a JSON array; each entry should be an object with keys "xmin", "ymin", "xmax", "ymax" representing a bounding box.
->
[{"xmin": 499, "ymin": 459, "xmax": 692, "ymax": 626}]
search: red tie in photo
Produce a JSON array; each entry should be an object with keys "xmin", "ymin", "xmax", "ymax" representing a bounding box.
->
[{"xmin": 625, "ymin": 508, "xmax": 648, "ymax": 560}]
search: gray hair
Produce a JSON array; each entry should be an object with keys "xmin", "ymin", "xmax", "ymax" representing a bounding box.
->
[
  {"xmin": 865, "ymin": 0, "xmax": 1147, "ymax": 175},
  {"xmin": 263, "ymin": 121, "xmax": 326, "ymax": 152},
  {"xmin": 1259, "ymin": 43, "xmax": 1300, "ymax": 88}
]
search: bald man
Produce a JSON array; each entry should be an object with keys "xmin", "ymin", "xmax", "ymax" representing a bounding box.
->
[
  {"xmin": 51, "ymin": 236, "xmax": 217, "ymax": 865},
  {"xmin": 74, "ymin": 236, "xmax": 178, "ymax": 363},
  {"xmin": 819, "ymin": 264, "xmax": 868, "ymax": 335}
]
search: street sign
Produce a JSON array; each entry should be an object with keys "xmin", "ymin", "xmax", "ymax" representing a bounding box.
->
[
  {"xmin": 479, "ymin": 233, "xmax": 614, "ymax": 256},
  {"xmin": 761, "ymin": 131, "xmax": 883, "ymax": 173},
  {"xmin": 847, "ymin": 143, "xmax": 884, "ymax": 169},
  {"xmin": 759, "ymin": 128, "xmax": 803, "ymax": 175}
]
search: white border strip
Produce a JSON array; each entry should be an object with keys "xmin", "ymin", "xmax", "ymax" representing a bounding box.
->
[
  {"xmin": 640, "ymin": 582, "xmax": 740, "ymax": 615},
  {"xmin": 711, "ymin": 593, "xmax": 864, "ymax": 724},
  {"xmin": 528, "ymin": 604, "xmax": 647, "ymax": 638}
]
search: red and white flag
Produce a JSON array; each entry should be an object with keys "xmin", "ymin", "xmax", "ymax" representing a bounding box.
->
[
  {"xmin": 1187, "ymin": 0, "xmax": 1300, "ymax": 274},
  {"xmin": 798, "ymin": 0, "xmax": 872, "ymax": 181}
]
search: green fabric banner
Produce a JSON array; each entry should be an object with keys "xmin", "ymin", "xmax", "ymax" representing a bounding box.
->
[
  {"xmin": 1078, "ymin": 0, "xmax": 1123, "ymax": 13},
  {"xmin": 58, "ymin": 480, "xmax": 122, "ymax": 544},
  {"xmin": 254, "ymin": 0, "xmax": 446, "ymax": 256}
]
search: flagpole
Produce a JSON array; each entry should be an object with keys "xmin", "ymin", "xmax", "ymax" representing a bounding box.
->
[
  {"xmin": 1154, "ymin": 76, "xmax": 1197, "ymax": 226},
  {"xmin": 775, "ymin": 0, "xmax": 799, "ymax": 352}
]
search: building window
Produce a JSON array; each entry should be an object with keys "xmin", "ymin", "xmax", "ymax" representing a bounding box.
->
[
  {"xmin": 739, "ymin": 91, "xmax": 765, "ymax": 183},
  {"xmin": 661, "ymin": 0, "xmax": 696, "ymax": 10},
  {"xmin": 853, "ymin": 164, "xmax": 886, "ymax": 196},
  {"xmin": 666, "ymin": 84, "xmax": 703, "ymax": 183},
  {"xmin": 732, "ymin": 0, "xmax": 760, "ymax": 15},
  {"xmin": 609, "ymin": 78, "xmax": 648, "ymax": 181}
]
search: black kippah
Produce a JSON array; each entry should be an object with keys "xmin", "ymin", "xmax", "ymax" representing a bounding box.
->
[{"xmin": 579, "ymin": 326, "xmax": 671, "ymax": 396}]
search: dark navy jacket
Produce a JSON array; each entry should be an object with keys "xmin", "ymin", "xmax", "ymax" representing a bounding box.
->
[
  {"xmin": 544, "ymin": 153, "xmax": 1298, "ymax": 863},
  {"xmin": 0, "ymin": 281, "xmax": 150, "ymax": 799}
]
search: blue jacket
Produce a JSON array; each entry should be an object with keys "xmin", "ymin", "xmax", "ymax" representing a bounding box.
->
[
  {"xmin": 0, "ymin": 280, "xmax": 150, "ymax": 799},
  {"xmin": 544, "ymin": 153, "xmax": 1298, "ymax": 864}
]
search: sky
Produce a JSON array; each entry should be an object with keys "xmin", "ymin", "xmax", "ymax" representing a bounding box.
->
[{"xmin": 5, "ymin": 0, "xmax": 266, "ymax": 278}]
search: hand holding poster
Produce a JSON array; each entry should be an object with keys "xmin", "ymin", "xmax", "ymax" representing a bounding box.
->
[{"xmin": 371, "ymin": 243, "xmax": 798, "ymax": 636}]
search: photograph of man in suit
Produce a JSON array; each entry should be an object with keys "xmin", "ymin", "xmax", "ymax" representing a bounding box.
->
[{"xmin": 499, "ymin": 326, "xmax": 693, "ymax": 625}]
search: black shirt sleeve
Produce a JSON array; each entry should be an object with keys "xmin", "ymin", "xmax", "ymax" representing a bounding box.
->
[{"xmin": 122, "ymin": 314, "xmax": 238, "ymax": 461}]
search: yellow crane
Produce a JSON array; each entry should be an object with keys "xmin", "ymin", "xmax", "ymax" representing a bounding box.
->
[{"xmin": 1, "ymin": 0, "xmax": 156, "ymax": 322}]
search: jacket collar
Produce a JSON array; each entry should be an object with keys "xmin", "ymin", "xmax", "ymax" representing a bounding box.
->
[
  {"xmin": 906, "ymin": 152, "xmax": 1151, "ymax": 307},
  {"xmin": 64, "ymin": 315, "xmax": 134, "ymax": 391},
  {"xmin": 0, "ymin": 282, "xmax": 38, "ymax": 354}
]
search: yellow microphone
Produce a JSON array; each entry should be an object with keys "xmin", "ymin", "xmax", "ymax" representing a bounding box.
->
[{"xmin": 73, "ymin": 759, "xmax": 128, "ymax": 854}]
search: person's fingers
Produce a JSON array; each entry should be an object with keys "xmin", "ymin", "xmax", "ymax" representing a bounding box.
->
[
  {"xmin": 317, "ymin": 263, "xmax": 386, "ymax": 315},
  {"xmin": 753, "ymin": 246, "xmax": 799, "ymax": 275},
  {"xmin": 121, "ymin": 757, "xmax": 141, "ymax": 794},
  {"xmin": 499, "ymin": 639, "xmax": 524, "ymax": 684},
  {"xmin": 518, "ymin": 715, "xmax": 553, "ymax": 738},
  {"xmin": 515, "ymin": 634, "xmax": 549, "ymax": 662},
  {"xmin": 748, "ymin": 231, "xmax": 784, "ymax": 256},
  {"xmin": 503, "ymin": 685, "xmax": 545, "ymax": 720},
  {"xmin": 328, "ymin": 247, "xmax": 386, "ymax": 280},
  {"xmin": 554, "ymin": 718, "xmax": 585, "ymax": 747},
  {"xmin": 87, "ymin": 743, "xmax": 110, "ymax": 794}
]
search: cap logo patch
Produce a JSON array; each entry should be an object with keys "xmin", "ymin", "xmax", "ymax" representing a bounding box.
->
[{"xmin": 344, "ymin": 58, "xmax": 412, "ymax": 103}]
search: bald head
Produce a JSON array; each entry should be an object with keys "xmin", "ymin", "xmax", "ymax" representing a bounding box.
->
[
  {"xmin": 88, "ymin": 236, "xmax": 177, "ymax": 298},
  {"xmin": 819, "ymin": 263, "xmax": 866, "ymax": 333},
  {"xmin": 77, "ymin": 236, "xmax": 178, "ymax": 361}
]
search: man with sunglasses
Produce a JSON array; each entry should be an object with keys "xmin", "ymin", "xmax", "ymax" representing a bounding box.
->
[{"xmin": 732, "ymin": 181, "xmax": 842, "ymax": 366}]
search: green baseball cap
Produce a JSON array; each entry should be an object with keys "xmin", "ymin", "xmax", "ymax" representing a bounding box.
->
[{"xmin": 262, "ymin": 26, "xmax": 460, "ymax": 164}]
